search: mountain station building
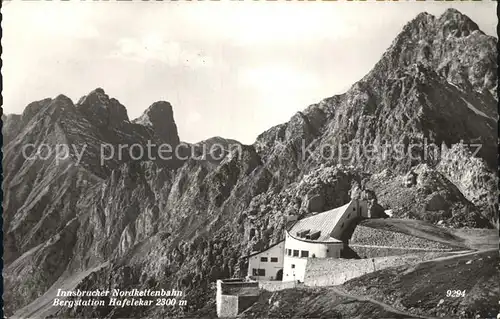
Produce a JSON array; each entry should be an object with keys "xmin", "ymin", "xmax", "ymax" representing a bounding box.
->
[{"xmin": 243, "ymin": 199, "xmax": 371, "ymax": 282}]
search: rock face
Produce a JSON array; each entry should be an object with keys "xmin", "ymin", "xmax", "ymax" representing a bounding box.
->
[
  {"xmin": 2, "ymin": 9, "xmax": 498, "ymax": 318},
  {"xmin": 133, "ymin": 101, "xmax": 180, "ymax": 147},
  {"xmin": 2, "ymin": 114, "xmax": 23, "ymax": 145},
  {"xmin": 77, "ymin": 88, "xmax": 129, "ymax": 128}
]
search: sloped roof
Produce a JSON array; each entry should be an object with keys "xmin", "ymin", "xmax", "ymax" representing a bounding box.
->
[
  {"xmin": 240, "ymin": 240, "xmax": 284, "ymax": 259},
  {"xmin": 287, "ymin": 201, "xmax": 352, "ymax": 243}
]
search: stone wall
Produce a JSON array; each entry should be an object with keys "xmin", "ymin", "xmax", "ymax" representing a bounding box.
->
[
  {"xmin": 220, "ymin": 282, "xmax": 259, "ymax": 295},
  {"xmin": 216, "ymin": 279, "xmax": 260, "ymax": 318},
  {"xmin": 304, "ymin": 258, "xmax": 378, "ymax": 287},
  {"xmin": 350, "ymin": 225, "xmax": 456, "ymax": 250},
  {"xmin": 258, "ymin": 280, "xmax": 297, "ymax": 292},
  {"xmin": 303, "ymin": 252, "xmax": 449, "ymax": 287},
  {"xmin": 218, "ymin": 295, "xmax": 239, "ymax": 318},
  {"xmin": 350, "ymin": 245, "xmax": 451, "ymax": 258}
]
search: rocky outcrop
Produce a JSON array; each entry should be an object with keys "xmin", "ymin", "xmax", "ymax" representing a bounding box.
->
[
  {"xmin": 77, "ymin": 88, "xmax": 129, "ymax": 128},
  {"xmin": 366, "ymin": 164, "xmax": 492, "ymax": 228},
  {"xmin": 133, "ymin": 101, "xmax": 180, "ymax": 147},
  {"xmin": 368, "ymin": 9, "xmax": 497, "ymax": 97},
  {"xmin": 2, "ymin": 114, "xmax": 23, "ymax": 145}
]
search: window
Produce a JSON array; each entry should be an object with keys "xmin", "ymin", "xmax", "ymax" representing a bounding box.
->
[
  {"xmin": 271, "ymin": 257, "xmax": 278, "ymax": 262},
  {"xmin": 300, "ymin": 250, "xmax": 309, "ymax": 258},
  {"xmin": 260, "ymin": 257, "xmax": 268, "ymax": 262},
  {"xmin": 287, "ymin": 249, "xmax": 292, "ymax": 256},
  {"xmin": 252, "ymin": 268, "xmax": 266, "ymax": 276},
  {"xmin": 293, "ymin": 250, "xmax": 299, "ymax": 257},
  {"xmin": 353, "ymin": 207, "xmax": 356, "ymax": 211},
  {"xmin": 291, "ymin": 264, "xmax": 295, "ymax": 269},
  {"xmin": 341, "ymin": 223, "xmax": 344, "ymax": 228}
]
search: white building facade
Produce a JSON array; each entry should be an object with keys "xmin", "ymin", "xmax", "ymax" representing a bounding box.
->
[
  {"xmin": 282, "ymin": 232, "xmax": 343, "ymax": 282},
  {"xmin": 245, "ymin": 199, "xmax": 370, "ymax": 283},
  {"xmin": 245, "ymin": 241, "xmax": 285, "ymax": 281}
]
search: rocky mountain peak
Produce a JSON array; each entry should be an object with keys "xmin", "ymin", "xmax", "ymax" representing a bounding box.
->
[
  {"xmin": 21, "ymin": 98, "xmax": 53, "ymax": 124},
  {"xmin": 76, "ymin": 88, "xmax": 129, "ymax": 128},
  {"xmin": 52, "ymin": 94, "xmax": 75, "ymax": 108},
  {"xmin": 437, "ymin": 7, "xmax": 481, "ymax": 37},
  {"xmin": 133, "ymin": 101, "xmax": 180, "ymax": 146},
  {"xmin": 366, "ymin": 8, "xmax": 496, "ymax": 97},
  {"xmin": 145, "ymin": 101, "xmax": 174, "ymax": 118}
]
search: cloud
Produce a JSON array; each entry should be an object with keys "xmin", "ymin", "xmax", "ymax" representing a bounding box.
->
[{"xmin": 109, "ymin": 34, "xmax": 213, "ymax": 68}]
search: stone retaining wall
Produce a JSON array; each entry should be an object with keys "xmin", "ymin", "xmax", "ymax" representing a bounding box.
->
[
  {"xmin": 216, "ymin": 279, "xmax": 260, "ymax": 318},
  {"xmin": 350, "ymin": 245, "xmax": 450, "ymax": 258},
  {"xmin": 258, "ymin": 280, "xmax": 297, "ymax": 292},
  {"xmin": 350, "ymin": 225, "xmax": 455, "ymax": 250},
  {"xmin": 304, "ymin": 252, "xmax": 448, "ymax": 287}
]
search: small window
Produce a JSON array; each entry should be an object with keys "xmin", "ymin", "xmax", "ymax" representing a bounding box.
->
[
  {"xmin": 253, "ymin": 268, "xmax": 265, "ymax": 276},
  {"xmin": 260, "ymin": 257, "xmax": 268, "ymax": 262},
  {"xmin": 293, "ymin": 250, "xmax": 299, "ymax": 257},
  {"xmin": 291, "ymin": 264, "xmax": 295, "ymax": 269},
  {"xmin": 341, "ymin": 223, "xmax": 344, "ymax": 228},
  {"xmin": 271, "ymin": 257, "xmax": 278, "ymax": 262},
  {"xmin": 287, "ymin": 249, "xmax": 292, "ymax": 256},
  {"xmin": 353, "ymin": 207, "xmax": 356, "ymax": 211},
  {"xmin": 301, "ymin": 250, "xmax": 309, "ymax": 258},
  {"xmin": 326, "ymin": 249, "xmax": 329, "ymax": 252},
  {"xmin": 347, "ymin": 213, "xmax": 350, "ymax": 218}
]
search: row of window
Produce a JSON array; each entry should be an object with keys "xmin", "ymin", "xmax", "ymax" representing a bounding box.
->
[
  {"xmin": 286, "ymin": 249, "xmax": 309, "ymax": 258},
  {"xmin": 253, "ymin": 266, "xmax": 295, "ymax": 278},
  {"xmin": 260, "ymin": 257, "xmax": 279, "ymax": 262}
]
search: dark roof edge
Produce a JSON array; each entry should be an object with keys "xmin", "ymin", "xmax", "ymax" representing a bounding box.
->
[
  {"xmin": 240, "ymin": 239, "xmax": 285, "ymax": 259},
  {"xmin": 285, "ymin": 229, "xmax": 343, "ymax": 244}
]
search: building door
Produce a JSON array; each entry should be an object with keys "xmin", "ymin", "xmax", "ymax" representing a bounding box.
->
[{"xmin": 276, "ymin": 269, "xmax": 283, "ymax": 281}]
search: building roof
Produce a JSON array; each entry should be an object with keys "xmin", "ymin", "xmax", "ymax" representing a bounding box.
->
[
  {"xmin": 287, "ymin": 201, "xmax": 352, "ymax": 243},
  {"xmin": 240, "ymin": 240, "xmax": 284, "ymax": 259}
]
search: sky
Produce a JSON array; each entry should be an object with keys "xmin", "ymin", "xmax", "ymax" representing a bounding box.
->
[{"xmin": 1, "ymin": 1, "xmax": 496, "ymax": 144}]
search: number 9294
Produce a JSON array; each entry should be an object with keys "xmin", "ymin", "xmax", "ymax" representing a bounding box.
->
[{"xmin": 446, "ymin": 290, "xmax": 466, "ymax": 297}]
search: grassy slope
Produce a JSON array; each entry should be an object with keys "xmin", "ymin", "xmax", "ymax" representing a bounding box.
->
[{"xmin": 342, "ymin": 249, "xmax": 499, "ymax": 319}]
